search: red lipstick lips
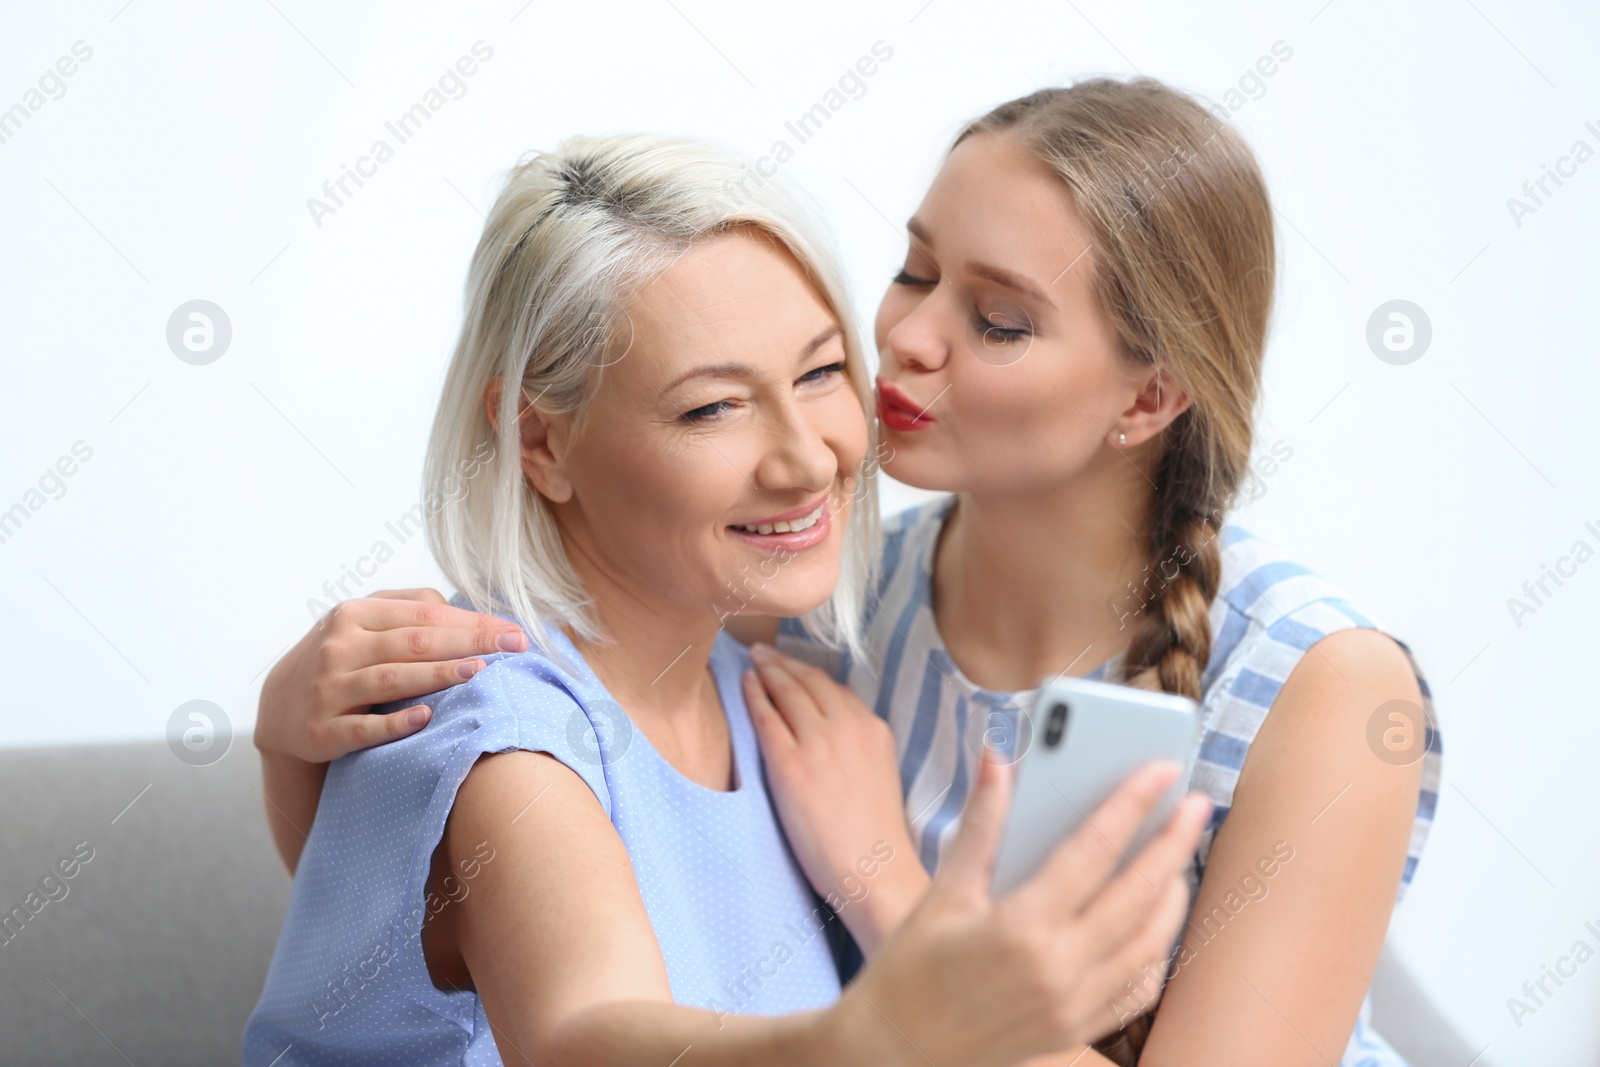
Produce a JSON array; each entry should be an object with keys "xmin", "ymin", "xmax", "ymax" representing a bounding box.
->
[{"xmin": 876, "ymin": 378, "xmax": 935, "ymax": 432}]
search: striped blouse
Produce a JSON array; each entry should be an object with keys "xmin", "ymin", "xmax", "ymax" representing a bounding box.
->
[{"xmin": 776, "ymin": 495, "xmax": 1442, "ymax": 1067}]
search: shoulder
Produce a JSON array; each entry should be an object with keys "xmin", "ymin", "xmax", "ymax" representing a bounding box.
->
[
  {"xmin": 1194, "ymin": 527, "xmax": 1441, "ymax": 887},
  {"xmin": 1193, "ymin": 527, "xmax": 1439, "ymax": 781},
  {"xmin": 1203, "ymin": 526, "xmax": 1395, "ymax": 695},
  {"xmin": 364, "ymin": 628, "xmax": 617, "ymax": 819},
  {"xmin": 388, "ymin": 640, "xmax": 587, "ymax": 745},
  {"xmin": 1215, "ymin": 526, "xmax": 1374, "ymax": 637}
]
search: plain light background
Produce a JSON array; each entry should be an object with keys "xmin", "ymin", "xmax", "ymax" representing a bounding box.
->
[{"xmin": 2, "ymin": 0, "xmax": 1596, "ymax": 1061}]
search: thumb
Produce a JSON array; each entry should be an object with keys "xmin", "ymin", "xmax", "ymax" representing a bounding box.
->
[{"xmin": 932, "ymin": 746, "xmax": 1015, "ymax": 901}]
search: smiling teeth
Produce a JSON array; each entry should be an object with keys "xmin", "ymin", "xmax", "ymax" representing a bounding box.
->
[{"xmin": 734, "ymin": 503, "xmax": 825, "ymax": 535}]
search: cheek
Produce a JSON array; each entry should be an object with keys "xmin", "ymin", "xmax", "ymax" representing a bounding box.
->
[
  {"xmin": 960, "ymin": 363, "xmax": 1070, "ymax": 446},
  {"xmin": 896, "ymin": 345, "xmax": 1123, "ymax": 493},
  {"xmin": 577, "ymin": 436, "xmax": 739, "ymax": 560},
  {"xmin": 827, "ymin": 391, "xmax": 871, "ymax": 477},
  {"xmin": 1002, "ymin": 357, "xmax": 1119, "ymax": 457}
]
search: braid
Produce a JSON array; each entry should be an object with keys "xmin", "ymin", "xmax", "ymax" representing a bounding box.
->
[
  {"xmin": 1122, "ymin": 505, "xmax": 1220, "ymax": 701},
  {"xmin": 961, "ymin": 77, "xmax": 1273, "ymax": 1062},
  {"xmin": 1092, "ymin": 503, "xmax": 1219, "ymax": 1067}
]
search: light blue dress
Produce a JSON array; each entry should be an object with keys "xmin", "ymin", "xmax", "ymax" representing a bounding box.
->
[
  {"xmin": 243, "ymin": 611, "xmax": 841, "ymax": 1066},
  {"xmin": 777, "ymin": 496, "xmax": 1443, "ymax": 1067}
]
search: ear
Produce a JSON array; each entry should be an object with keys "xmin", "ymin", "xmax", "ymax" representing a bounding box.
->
[
  {"xmin": 1110, "ymin": 366, "xmax": 1192, "ymax": 449},
  {"xmin": 484, "ymin": 378, "xmax": 574, "ymax": 503}
]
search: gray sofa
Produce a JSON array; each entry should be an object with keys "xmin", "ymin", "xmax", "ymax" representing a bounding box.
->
[{"xmin": 0, "ymin": 739, "xmax": 1481, "ymax": 1065}]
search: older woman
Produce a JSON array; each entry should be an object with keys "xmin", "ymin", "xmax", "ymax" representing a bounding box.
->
[{"xmin": 242, "ymin": 133, "xmax": 1207, "ymax": 1067}]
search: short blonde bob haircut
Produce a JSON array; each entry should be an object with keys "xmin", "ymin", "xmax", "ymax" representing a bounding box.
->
[{"xmin": 423, "ymin": 133, "xmax": 878, "ymax": 658}]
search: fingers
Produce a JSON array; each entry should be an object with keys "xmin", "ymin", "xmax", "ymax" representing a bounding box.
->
[
  {"xmin": 1070, "ymin": 793, "xmax": 1209, "ymax": 962},
  {"xmin": 747, "ymin": 645, "xmax": 826, "ymax": 738},
  {"xmin": 1013, "ymin": 762, "xmax": 1183, "ymax": 918},
  {"xmin": 743, "ymin": 668, "xmax": 797, "ymax": 752},
  {"xmin": 750, "ymin": 644, "xmax": 852, "ymax": 710},
  {"xmin": 368, "ymin": 588, "xmax": 449, "ymax": 603},
  {"xmin": 336, "ymin": 658, "xmax": 489, "ymax": 710},
  {"xmin": 1079, "ymin": 874, "xmax": 1191, "ymax": 1030},
  {"xmin": 1123, "ymin": 792, "xmax": 1210, "ymax": 889},
  {"xmin": 933, "ymin": 748, "xmax": 1015, "ymax": 901},
  {"xmin": 369, "ymin": 623, "xmax": 527, "ymax": 665},
  {"xmin": 330, "ymin": 596, "xmax": 526, "ymax": 646},
  {"xmin": 323, "ymin": 704, "xmax": 433, "ymax": 759}
]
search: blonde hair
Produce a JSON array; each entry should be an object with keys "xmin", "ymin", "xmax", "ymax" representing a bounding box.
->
[
  {"xmin": 957, "ymin": 81, "xmax": 1273, "ymax": 702},
  {"xmin": 957, "ymin": 75, "xmax": 1274, "ymax": 1066},
  {"xmin": 424, "ymin": 133, "xmax": 878, "ymax": 657}
]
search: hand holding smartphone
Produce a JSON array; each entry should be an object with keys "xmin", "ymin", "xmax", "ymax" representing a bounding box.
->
[{"xmin": 991, "ymin": 676, "xmax": 1202, "ymax": 897}]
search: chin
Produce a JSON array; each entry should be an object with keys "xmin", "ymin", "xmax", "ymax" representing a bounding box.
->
[{"xmin": 732, "ymin": 562, "xmax": 839, "ymax": 621}]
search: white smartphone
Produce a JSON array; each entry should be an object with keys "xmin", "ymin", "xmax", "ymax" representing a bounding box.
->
[{"xmin": 990, "ymin": 676, "xmax": 1201, "ymax": 897}]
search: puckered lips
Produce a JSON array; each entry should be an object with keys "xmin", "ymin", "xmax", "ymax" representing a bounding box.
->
[
  {"xmin": 876, "ymin": 378, "xmax": 936, "ymax": 432},
  {"xmin": 727, "ymin": 496, "xmax": 833, "ymax": 552}
]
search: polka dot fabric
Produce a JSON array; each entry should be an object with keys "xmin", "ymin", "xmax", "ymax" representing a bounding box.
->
[{"xmin": 243, "ymin": 607, "xmax": 841, "ymax": 1066}]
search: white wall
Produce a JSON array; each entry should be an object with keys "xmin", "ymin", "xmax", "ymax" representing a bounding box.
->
[{"xmin": 2, "ymin": 0, "xmax": 1596, "ymax": 1060}]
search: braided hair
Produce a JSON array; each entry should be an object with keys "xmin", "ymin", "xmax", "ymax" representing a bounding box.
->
[{"xmin": 955, "ymin": 79, "xmax": 1276, "ymax": 1058}]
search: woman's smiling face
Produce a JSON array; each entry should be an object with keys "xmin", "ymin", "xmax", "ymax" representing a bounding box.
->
[
  {"xmin": 540, "ymin": 227, "xmax": 869, "ymax": 623},
  {"xmin": 872, "ymin": 132, "xmax": 1150, "ymax": 496}
]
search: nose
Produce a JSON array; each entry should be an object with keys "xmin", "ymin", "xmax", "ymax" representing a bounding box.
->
[
  {"xmin": 882, "ymin": 288, "xmax": 952, "ymax": 374},
  {"xmin": 754, "ymin": 395, "xmax": 838, "ymax": 496}
]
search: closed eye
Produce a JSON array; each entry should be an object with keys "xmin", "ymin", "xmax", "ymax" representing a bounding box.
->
[
  {"xmin": 893, "ymin": 269, "xmax": 936, "ymax": 287},
  {"xmin": 798, "ymin": 360, "xmax": 848, "ymax": 384},
  {"xmin": 973, "ymin": 312, "xmax": 1030, "ymax": 343},
  {"xmin": 680, "ymin": 399, "xmax": 734, "ymax": 424}
]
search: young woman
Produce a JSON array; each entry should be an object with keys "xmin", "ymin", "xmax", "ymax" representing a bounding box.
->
[
  {"xmin": 243, "ymin": 130, "xmax": 1208, "ymax": 1067},
  {"xmin": 255, "ymin": 80, "xmax": 1442, "ymax": 1065}
]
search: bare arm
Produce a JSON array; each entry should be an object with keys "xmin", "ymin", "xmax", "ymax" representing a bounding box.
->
[
  {"xmin": 436, "ymin": 745, "xmax": 1211, "ymax": 1066},
  {"xmin": 253, "ymin": 588, "xmax": 527, "ymax": 872},
  {"xmin": 1138, "ymin": 628, "xmax": 1425, "ymax": 1065}
]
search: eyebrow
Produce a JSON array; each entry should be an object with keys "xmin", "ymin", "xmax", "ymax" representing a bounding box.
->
[
  {"xmin": 661, "ymin": 325, "xmax": 844, "ymax": 393},
  {"xmin": 905, "ymin": 217, "xmax": 1055, "ymax": 310},
  {"xmin": 967, "ymin": 262, "xmax": 1055, "ymax": 309}
]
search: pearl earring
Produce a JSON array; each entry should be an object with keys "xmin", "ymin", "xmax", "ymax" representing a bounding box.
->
[{"xmin": 1118, "ymin": 432, "xmax": 1127, "ymax": 446}]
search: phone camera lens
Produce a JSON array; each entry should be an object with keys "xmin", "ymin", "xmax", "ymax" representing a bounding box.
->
[{"xmin": 1043, "ymin": 702, "xmax": 1069, "ymax": 748}]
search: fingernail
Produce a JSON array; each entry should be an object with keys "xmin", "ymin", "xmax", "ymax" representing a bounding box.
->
[
  {"xmin": 497, "ymin": 631, "xmax": 527, "ymax": 653},
  {"xmin": 408, "ymin": 707, "xmax": 431, "ymax": 728},
  {"xmin": 748, "ymin": 642, "xmax": 772, "ymax": 660},
  {"xmin": 457, "ymin": 660, "xmax": 483, "ymax": 680}
]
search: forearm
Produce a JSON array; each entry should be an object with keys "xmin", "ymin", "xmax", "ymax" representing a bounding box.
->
[
  {"xmin": 257, "ymin": 749, "xmax": 327, "ymax": 874},
  {"xmin": 524, "ymin": 993, "xmax": 894, "ymax": 1067}
]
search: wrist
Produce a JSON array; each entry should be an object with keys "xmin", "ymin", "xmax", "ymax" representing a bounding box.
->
[
  {"xmin": 844, "ymin": 842, "xmax": 929, "ymax": 956},
  {"xmin": 808, "ymin": 985, "xmax": 909, "ymax": 1067}
]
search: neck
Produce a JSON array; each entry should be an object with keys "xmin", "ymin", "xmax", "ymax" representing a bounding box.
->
[
  {"xmin": 933, "ymin": 451, "xmax": 1155, "ymax": 690},
  {"xmin": 558, "ymin": 534, "xmax": 723, "ymax": 725}
]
